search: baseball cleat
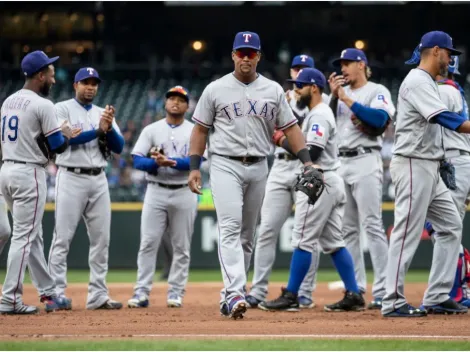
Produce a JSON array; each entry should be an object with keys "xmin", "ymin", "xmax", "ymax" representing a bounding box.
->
[
  {"xmin": 128, "ymin": 294, "xmax": 149, "ymax": 308},
  {"xmin": 458, "ymin": 298, "xmax": 470, "ymax": 308},
  {"xmin": 167, "ymin": 295, "xmax": 182, "ymax": 308},
  {"xmin": 421, "ymin": 298, "xmax": 468, "ymax": 315},
  {"xmin": 245, "ymin": 295, "xmax": 262, "ymax": 308},
  {"xmin": 220, "ymin": 301, "xmax": 230, "ymax": 317},
  {"xmin": 258, "ymin": 288, "xmax": 300, "ymax": 312},
  {"xmin": 298, "ymin": 296, "xmax": 315, "ymax": 309},
  {"xmin": 383, "ymin": 304, "xmax": 427, "ymax": 318},
  {"xmin": 97, "ymin": 299, "xmax": 123, "ymax": 310},
  {"xmin": 0, "ymin": 302, "xmax": 39, "ymax": 315},
  {"xmin": 40, "ymin": 295, "xmax": 71, "ymax": 312},
  {"xmin": 367, "ymin": 297, "xmax": 383, "ymax": 310},
  {"xmin": 324, "ymin": 291, "xmax": 365, "ymax": 312},
  {"xmin": 228, "ymin": 296, "xmax": 247, "ymax": 320}
]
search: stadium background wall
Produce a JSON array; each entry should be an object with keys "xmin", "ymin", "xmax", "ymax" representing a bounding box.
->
[{"xmin": 1, "ymin": 202, "xmax": 469, "ymax": 270}]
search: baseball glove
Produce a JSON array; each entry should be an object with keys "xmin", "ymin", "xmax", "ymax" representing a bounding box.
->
[
  {"xmin": 98, "ymin": 134, "xmax": 113, "ymax": 161},
  {"xmin": 272, "ymin": 129, "xmax": 285, "ymax": 146},
  {"xmin": 439, "ymin": 160, "xmax": 457, "ymax": 190},
  {"xmin": 350, "ymin": 114, "xmax": 390, "ymax": 137},
  {"xmin": 36, "ymin": 133, "xmax": 56, "ymax": 161},
  {"xmin": 294, "ymin": 165, "xmax": 325, "ymax": 205}
]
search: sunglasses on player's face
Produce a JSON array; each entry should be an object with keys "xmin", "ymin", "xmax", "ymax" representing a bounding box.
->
[{"xmin": 234, "ymin": 49, "xmax": 259, "ymax": 60}]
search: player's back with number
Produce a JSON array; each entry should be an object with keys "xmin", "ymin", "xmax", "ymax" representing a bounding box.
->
[{"xmin": 1, "ymin": 90, "xmax": 59, "ymax": 164}]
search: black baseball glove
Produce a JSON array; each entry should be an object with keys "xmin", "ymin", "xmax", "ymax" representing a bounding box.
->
[
  {"xmin": 36, "ymin": 133, "xmax": 56, "ymax": 161},
  {"xmin": 294, "ymin": 165, "xmax": 325, "ymax": 205},
  {"xmin": 351, "ymin": 114, "xmax": 391, "ymax": 137},
  {"xmin": 439, "ymin": 160, "xmax": 457, "ymax": 190},
  {"xmin": 98, "ymin": 133, "xmax": 113, "ymax": 161}
]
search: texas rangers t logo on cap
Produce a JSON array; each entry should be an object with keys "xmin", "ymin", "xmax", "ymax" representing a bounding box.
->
[
  {"xmin": 300, "ymin": 55, "xmax": 308, "ymax": 62},
  {"xmin": 243, "ymin": 33, "xmax": 252, "ymax": 43},
  {"xmin": 87, "ymin": 68, "xmax": 94, "ymax": 75},
  {"xmin": 341, "ymin": 50, "xmax": 347, "ymax": 58}
]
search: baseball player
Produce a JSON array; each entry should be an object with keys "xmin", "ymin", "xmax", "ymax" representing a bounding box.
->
[
  {"xmin": 328, "ymin": 48, "xmax": 396, "ymax": 310},
  {"xmin": 0, "ymin": 51, "xmax": 75, "ymax": 314},
  {"xmin": 47, "ymin": 67, "xmax": 124, "ymax": 310},
  {"xmin": 382, "ymin": 31, "xmax": 470, "ymax": 317},
  {"xmin": 246, "ymin": 54, "xmax": 321, "ymax": 310},
  {"xmin": 259, "ymin": 68, "xmax": 365, "ymax": 312},
  {"xmin": 127, "ymin": 86, "xmax": 198, "ymax": 309},
  {"xmin": 406, "ymin": 47, "xmax": 470, "ymax": 308},
  {"xmin": 187, "ymin": 31, "xmax": 319, "ymax": 319}
]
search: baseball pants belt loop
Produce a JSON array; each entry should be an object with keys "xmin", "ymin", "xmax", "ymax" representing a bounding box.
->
[
  {"xmin": 65, "ymin": 167, "xmax": 103, "ymax": 176},
  {"xmin": 338, "ymin": 147, "xmax": 373, "ymax": 158},
  {"xmin": 216, "ymin": 154, "xmax": 266, "ymax": 165},
  {"xmin": 445, "ymin": 149, "xmax": 470, "ymax": 158},
  {"xmin": 276, "ymin": 153, "xmax": 298, "ymax": 161},
  {"xmin": 148, "ymin": 181, "xmax": 188, "ymax": 190}
]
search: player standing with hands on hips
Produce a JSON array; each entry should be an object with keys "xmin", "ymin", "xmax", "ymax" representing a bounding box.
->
[
  {"xmin": 188, "ymin": 31, "xmax": 324, "ymax": 319},
  {"xmin": 0, "ymin": 51, "xmax": 76, "ymax": 314},
  {"xmin": 382, "ymin": 31, "xmax": 470, "ymax": 317},
  {"xmin": 328, "ymin": 49, "xmax": 395, "ymax": 310},
  {"xmin": 48, "ymin": 67, "xmax": 124, "ymax": 310},
  {"xmin": 127, "ymin": 86, "xmax": 199, "ymax": 309}
]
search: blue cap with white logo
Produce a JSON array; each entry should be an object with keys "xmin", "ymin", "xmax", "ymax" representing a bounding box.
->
[
  {"xmin": 448, "ymin": 56, "xmax": 461, "ymax": 75},
  {"xmin": 291, "ymin": 55, "xmax": 314, "ymax": 68},
  {"xmin": 332, "ymin": 48, "xmax": 368, "ymax": 67},
  {"xmin": 287, "ymin": 68, "xmax": 326, "ymax": 89},
  {"xmin": 74, "ymin": 67, "xmax": 102, "ymax": 83},
  {"xmin": 233, "ymin": 31, "xmax": 261, "ymax": 51},
  {"xmin": 21, "ymin": 50, "xmax": 59, "ymax": 77},
  {"xmin": 405, "ymin": 43, "xmax": 461, "ymax": 75},
  {"xmin": 419, "ymin": 31, "xmax": 461, "ymax": 55}
]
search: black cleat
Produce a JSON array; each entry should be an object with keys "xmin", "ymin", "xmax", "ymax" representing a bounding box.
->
[
  {"xmin": 324, "ymin": 291, "xmax": 365, "ymax": 312},
  {"xmin": 258, "ymin": 288, "xmax": 299, "ymax": 312}
]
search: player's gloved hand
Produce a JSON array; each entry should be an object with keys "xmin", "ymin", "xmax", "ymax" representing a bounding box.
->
[
  {"xmin": 294, "ymin": 165, "xmax": 325, "ymax": 205},
  {"xmin": 188, "ymin": 170, "xmax": 203, "ymax": 195},
  {"xmin": 439, "ymin": 160, "xmax": 457, "ymax": 190},
  {"xmin": 328, "ymin": 73, "xmax": 345, "ymax": 98},
  {"xmin": 272, "ymin": 129, "xmax": 285, "ymax": 147}
]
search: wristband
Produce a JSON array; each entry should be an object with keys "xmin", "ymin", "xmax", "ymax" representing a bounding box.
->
[
  {"xmin": 189, "ymin": 154, "xmax": 202, "ymax": 171},
  {"xmin": 296, "ymin": 148, "xmax": 311, "ymax": 164}
]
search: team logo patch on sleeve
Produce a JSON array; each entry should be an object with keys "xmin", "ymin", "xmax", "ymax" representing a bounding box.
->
[
  {"xmin": 311, "ymin": 123, "xmax": 325, "ymax": 137},
  {"xmin": 377, "ymin": 94, "xmax": 388, "ymax": 105}
]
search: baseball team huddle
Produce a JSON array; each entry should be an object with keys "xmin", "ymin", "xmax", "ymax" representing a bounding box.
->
[{"xmin": 1, "ymin": 29, "xmax": 470, "ymax": 321}]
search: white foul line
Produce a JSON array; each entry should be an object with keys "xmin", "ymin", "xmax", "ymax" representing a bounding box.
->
[{"xmin": 1, "ymin": 334, "xmax": 469, "ymax": 340}]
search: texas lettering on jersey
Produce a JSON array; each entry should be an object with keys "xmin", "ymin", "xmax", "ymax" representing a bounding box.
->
[
  {"xmin": 219, "ymin": 100, "xmax": 276, "ymax": 122},
  {"xmin": 159, "ymin": 140, "xmax": 189, "ymax": 157}
]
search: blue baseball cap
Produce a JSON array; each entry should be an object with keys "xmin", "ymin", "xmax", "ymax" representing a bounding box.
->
[
  {"xmin": 405, "ymin": 43, "xmax": 461, "ymax": 75},
  {"xmin": 419, "ymin": 31, "xmax": 461, "ymax": 55},
  {"xmin": 74, "ymin": 67, "xmax": 102, "ymax": 83},
  {"xmin": 287, "ymin": 68, "xmax": 326, "ymax": 89},
  {"xmin": 332, "ymin": 48, "xmax": 368, "ymax": 67},
  {"xmin": 21, "ymin": 50, "xmax": 59, "ymax": 77},
  {"xmin": 291, "ymin": 55, "xmax": 314, "ymax": 68},
  {"xmin": 233, "ymin": 31, "xmax": 261, "ymax": 51},
  {"xmin": 165, "ymin": 85, "xmax": 190, "ymax": 103}
]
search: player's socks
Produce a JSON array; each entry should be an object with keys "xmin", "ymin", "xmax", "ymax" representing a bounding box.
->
[
  {"xmin": 286, "ymin": 248, "xmax": 312, "ymax": 294},
  {"xmin": 331, "ymin": 247, "xmax": 359, "ymax": 294}
]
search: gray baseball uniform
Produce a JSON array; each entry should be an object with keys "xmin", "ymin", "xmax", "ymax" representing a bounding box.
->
[
  {"xmin": 292, "ymin": 102, "xmax": 344, "ymax": 252},
  {"xmin": 249, "ymin": 90, "xmax": 321, "ymax": 302},
  {"xmin": 192, "ymin": 73, "xmax": 297, "ymax": 305},
  {"xmin": 439, "ymin": 83, "xmax": 470, "ymax": 221},
  {"xmin": 0, "ymin": 89, "xmax": 60, "ymax": 307},
  {"xmin": 0, "ymin": 191, "xmax": 11, "ymax": 256},
  {"xmin": 334, "ymin": 82, "xmax": 395, "ymax": 299},
  {"xmin": 382, "ymin": 68, "xmax": 462, "ymax": 314},
  {"xmin": 47, "ymin": 98, "xmax": 122, "ymax": 309},
  {"xmin": 131, "ymin": 119, "xmax": 198, "ymax": 301}
]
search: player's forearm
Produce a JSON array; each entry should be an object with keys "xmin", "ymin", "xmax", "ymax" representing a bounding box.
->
[
  {"xmin": 169, "ymin": 156, "xmax": 191, "ymax": 171},
  {"xmin": 350, "ymin": 103, "xmax": 389, "ymax": 128},
  {"xmin": 69, "ymin": 130, "xmax": 100, "ymax": 145},
  {"xmin": 47, "ymin": 130, "xmax": 69, "ymax": 154},
  {"xmin": 457, "ymin": 120, "xmax": 470, "ymax": 134},
  {"xmin": 132, "ymin": 155, "xmax": 158, "ymax": 173},
  {"xmin": 282, "ymin": 124, "xmax": 313, "ymax": 166},
  {"xmin": 189, "ymin": 124, "xmax": 208, "ymax": 157},
  {"xmin": 106, "ymin": 128, "xmax": 124, "ymax": 154}
]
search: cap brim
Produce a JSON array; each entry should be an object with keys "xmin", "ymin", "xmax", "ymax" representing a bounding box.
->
[
  {"xmin": 166, "ymin": 91, "xmax": 189, "ymax": 102},
  {"xmin": 47, "ymin": 56, "xmax": 60, "ymax": 65},
  {"xmin": 77, "ymin": 77, "xmax": 102, "ymax": 83},
  {"xmin": 233, "ymin": 45, "xmax": 260, "ymax": 51},
  {"xmin": 447, "ymin": 47, "xmax": 462, "ymax": 56},
  {"xmin": 286, "ymin": 78, "xmax": 324, "ymax": 88}
]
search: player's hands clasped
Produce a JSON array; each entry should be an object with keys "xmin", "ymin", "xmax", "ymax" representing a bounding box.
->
[
  {"xmin": 188, "ymin": 170, "xmax": 203, "ymax": 195},
  {"xmin": 99, "ymin": 105, "xmax": 115, "ymax": 132},
  {"xmin": 328, "ymin": 73, "xmax": 346, "ymax": 98},
  {"xmin": 60, "ymin": 120, "xmax": 74, "ymax": 139}
]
